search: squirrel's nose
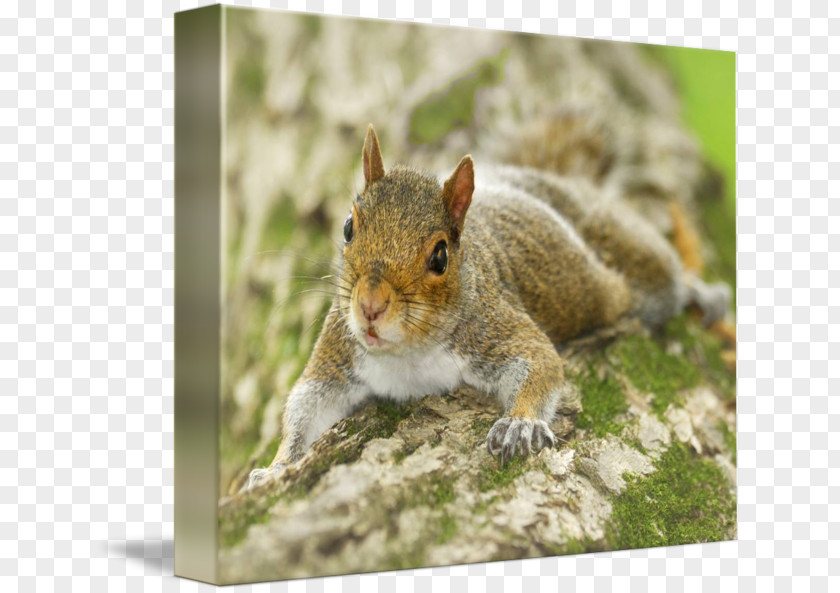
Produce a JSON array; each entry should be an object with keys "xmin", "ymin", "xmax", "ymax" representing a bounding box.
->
[{"xmin": 360, "ymin": 296, "xmax": 389, "ymax": 323}]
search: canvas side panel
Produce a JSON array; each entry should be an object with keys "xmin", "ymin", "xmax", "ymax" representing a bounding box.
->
[{"xmin": 174, "ymin": 5, "xmax": 221, "ymax": 585}]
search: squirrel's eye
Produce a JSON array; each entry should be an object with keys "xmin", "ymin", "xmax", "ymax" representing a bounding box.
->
[
  {"xmin": 343, "ymin": 214, "xmax": 354, "ymax": 243},
  {"xmin": 428, "ymin": 240, "xmax": 448, "ymax": 275}
]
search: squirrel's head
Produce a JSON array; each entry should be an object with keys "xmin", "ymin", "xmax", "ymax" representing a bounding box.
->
[{"xmin": 340, "ymin": 124, "xmax": 474, "ymax": 354}]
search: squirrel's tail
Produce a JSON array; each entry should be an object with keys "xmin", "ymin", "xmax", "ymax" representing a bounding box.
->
[
  {"xmin": 492, "ymin": 108, "xmax": 707, "ymax": 274},
  {"xmin": 668, "ymin": 201, "xmax": 703, "ymax": 273},
  {"xmin": 494, "ymin": 108, "xmax": 735, "ymax": 352}
]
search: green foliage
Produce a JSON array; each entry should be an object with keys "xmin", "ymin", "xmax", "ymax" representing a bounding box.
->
[
  {"xmin": 409, "ymin": 49, "xmax": 509, "ymax": 144},
  {"xmin": 648, "ymin": 46, "xmax": 736, "ymax": 208},
  {"xmin": 647, "ymin": 46, "xmax": 736, "ymax": 291},
  {"xmin": 260, "ymin": 196, "xmax": 299, "ymax": 251},
  {"xmin": 227, "ymin": 9, "xmax": 268, "ymax": 111},
  {"xmin": 606, "ymin": 442, "xmax": 736, "ymax": 550},
  {"xmin": 253, "ymin": 435, "xmax": 282, "ymax": 470},
  {"xmin": 573, "ymin": 368, "xmax": 629, "ymax": 437},
  {"xmin": 610, "ymin": 334, "xmax": 700, "ymax": 418}
]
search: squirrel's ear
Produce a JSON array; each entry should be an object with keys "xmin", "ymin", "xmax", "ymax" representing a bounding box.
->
[
  {"xmin": 362, "ymin": 124, "xmax": 385, "ymax": 188},
  {"xmin": 442, "ymin": 155, "xmax": 474, "ymax": 236}
]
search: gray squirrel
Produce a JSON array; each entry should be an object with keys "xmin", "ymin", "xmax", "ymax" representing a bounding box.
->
[{"xmin": 246, "ymin": 124, "xmax": 730, "ymax": 490}]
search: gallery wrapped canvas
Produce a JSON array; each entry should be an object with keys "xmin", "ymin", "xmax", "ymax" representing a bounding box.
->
[{"xmin": 175, "ymin": 4, "xmax": 736, "ymax": 584}]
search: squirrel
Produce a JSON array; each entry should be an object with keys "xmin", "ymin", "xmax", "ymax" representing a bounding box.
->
[{"xmin": 246, "ymin": 123, "xmax": 731, "ymax": 489}]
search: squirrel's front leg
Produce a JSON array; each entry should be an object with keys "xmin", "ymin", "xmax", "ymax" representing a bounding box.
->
[
  {"xmin": 473, "ymin": 318, "xmax": 566, "ymax": 464},
  {"xmin": 272, "ymin": 376, "xmax": 366, "ymax": 464},
  {"xmin": 246, "ymin": 310, "xmax": 367, "ymax": 490}
]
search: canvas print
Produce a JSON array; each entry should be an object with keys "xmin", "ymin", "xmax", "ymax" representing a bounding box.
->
[{"xmin": 175, "ymin": 5, "xmax": 736, "ymax": 585}]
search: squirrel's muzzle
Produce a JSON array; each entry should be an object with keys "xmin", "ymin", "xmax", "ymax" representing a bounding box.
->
[{"xmin": 355, "ymin": 276, "xmax": 394, "ymax": 325}]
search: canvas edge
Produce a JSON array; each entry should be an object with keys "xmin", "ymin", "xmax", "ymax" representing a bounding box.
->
[{"xmin": 174, "ymin": 3, "xmax": 222, "ymax": 585}]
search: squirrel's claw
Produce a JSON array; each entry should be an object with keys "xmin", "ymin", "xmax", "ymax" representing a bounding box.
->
[
  {"xmin": 486, "ymin": 417, "xmax": 556, "ymax": 465},
  {"xmin": 243, "ymin": 462, "xmax": 287, "ymax": 492}
]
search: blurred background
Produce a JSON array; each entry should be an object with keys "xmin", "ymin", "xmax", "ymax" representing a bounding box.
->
[{"xmin": 218, "ymin": 7, "xmax": 735, "ymax": 494}]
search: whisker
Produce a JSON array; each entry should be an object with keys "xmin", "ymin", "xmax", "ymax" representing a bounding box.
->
[
  {"xmin": 262, "ymin": 288, "xmax": 343, "ymax": 332},
  {"xmin": 245, "ymin": 249, "xmax": 342, "ymax": 274},
  {"xmin": 403, "ymin": 313, "xmax": 459, "ymax": 344},
  {"xmin": 290, "ymin": 274, "xmax": 349, "ymax": 283},
  {"xmin": 288, "ymin": 288, "xmax": 343, "ymax": 299},
  {"xmin": 401, "ymin": 299, "xmax": 471, "ymax": 325},
  {"xmin": 404, "ymin": 305, "xmax": 470, "ymax": 325},
  {"xmin": 292, "ymin": 279, "xmax": 352, "ymax": 294},
  {"xmin": 301, "ymin": 310, "xmax": 331, "ymax": 338}
]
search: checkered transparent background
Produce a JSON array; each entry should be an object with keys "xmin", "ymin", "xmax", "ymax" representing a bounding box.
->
[{"xmin": 0, "ymin": 0, "xmax": 836, "ymax": 590}]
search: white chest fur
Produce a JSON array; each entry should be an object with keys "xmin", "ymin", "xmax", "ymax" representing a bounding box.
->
[{"xmin": 354, "ymin": 345, "xmax": 467, "ymax": 401}]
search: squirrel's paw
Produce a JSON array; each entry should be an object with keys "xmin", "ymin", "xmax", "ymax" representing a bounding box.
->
[
  {"xmin": 699, "ymin": 282, "xmax": 731, "ymax": 326},
  {"xmin": 243, "ymin": 462, "xmax": 287, "ymax": 492},
  {"xmin": 486, "ymin": 417, "xmax": 556, "ymax": 465},
  {"xmin": 687, "ymin": 278, "xmax": 732, "ymax": 326}
]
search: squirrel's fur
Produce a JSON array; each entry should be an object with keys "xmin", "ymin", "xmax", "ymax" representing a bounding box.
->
[{"xmin": 247, "ymin": 123, "xmax": 731, "ymax": 489}]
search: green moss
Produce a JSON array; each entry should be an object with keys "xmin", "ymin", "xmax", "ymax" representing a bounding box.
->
[
  {"xmin": 606, "ymin": 442, "xmax": 736, "ymax": 550},
  {"xmin": 409, "ymin": 49, "xmax": 509, "ymax": 144},
  {"xmin": 219, "ymin": 488, "xmax": 287, "ymax": 548},
  {"xmin": 380, "ymin": 474, "xmax": 459, "ymax": 568},
  {"xmin": 718, "ymin": 420, "xmax": 737, "ymax": 463},
  {"xmin": 610, "ymin": 334, "xmax": 699, "ymax": 418},
  {"xmin": 471, "ymin": 417, "xmax": 495, "ymax": 440},
  {"xmin": 392, "ymin": 443, "xmax": 417, "ymax": 465},
  {"xmin": 345, "ymin": 399, "xmax": 413, "ymax": 443},
  {"xmin": 477, "ymin": 456, "xmax": 529, "ymax": 493},
  {"xmin": 665, "ymin": 315, "xmax": 735, "ymax": 402},
  {"xmin": 400, "ymin": 473, "xmax": 457, "ymax": 510},
  {"xmin": 285, "ymin": 443, "xmax": 362, "ymax": 500},
  {"xmin": 368, "ymin": 399, "xmax": 414, "ymax": 439},
  {"xmin": 573, "ymin": 368, "xmax": 629, "ymax": 437},
  {"xmin": 436, "ymin": 513, "xmax": 458, "ymax": 544},
  {"xmin": 628, "ymin": 438, "xmax": 648, "ymax": 455},
  {"xmin": 224, "ymin": 445, "xmax": 355, "ymax": 547},
  {"xmin": 544, "ymin": 536, "xmax": 601, "ymax": 557},
  {"xmin": 381, "ymin": 543, "xmax": 429, "ymax": 572},
  {"xmin": 474, "ymin": 493, "xmax": 499, "ymax": 514}
]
